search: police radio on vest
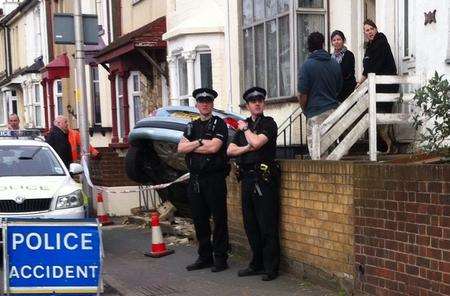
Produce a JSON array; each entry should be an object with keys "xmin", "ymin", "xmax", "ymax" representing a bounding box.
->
[{"xmin": 12, "ymin": 232, "xmax": 93, "ymax": 251}]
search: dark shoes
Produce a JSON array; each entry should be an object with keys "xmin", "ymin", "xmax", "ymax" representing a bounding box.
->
[
  {"xmin": 186, "ymin": 258, "xmax": 228, "ymax": 272},
  {"xmin": 261, "ymin": 272, "xmax": 278, "ymax": 281},
  {"xmin": 186, "ymin": 258, "xmax": 213, "ymax": 271},
  {"xmin": 238, "ymin": 267, "xmax": 265, "ymax": 277},
  {"xmin": 211, "ymin": 262, "xmax": 228, "ymax": 272}
]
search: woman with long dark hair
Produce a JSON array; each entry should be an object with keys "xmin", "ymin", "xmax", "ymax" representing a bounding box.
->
[
  {"xmin": 358, "ymin": 19, "xmax": 398, "ymax": 153},
  {"xmin": 330, "ymin": 30, "xmax": 356, "ymax": 102}
]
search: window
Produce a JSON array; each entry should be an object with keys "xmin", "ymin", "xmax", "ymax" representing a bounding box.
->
[
  {"xmin": 90, "ymin": 67, "xmax": 101, "ymax": 125},
  {"xmin": 10, "ymin": 90, "xmax": 18, "ymax": 115},
  {"xmin": 194, "ymin": 51, "xmax": 213, "ymax": 89},
  {"xmin": 400, "ymin": 0, "xmax": 414, "ymax": 59},
  {"xmin": 34, "ymin": 84, "xmax": 42, "ymax": 127},
  {"xmin": 130, "ymin": 72, "xmax": 142, "ymax": 124},
  {"xmin": 116, "ymin": 76, "xmax": 125, "ymax": 139},
  {"xmin": 242, "ymin": 0, "xmax": 326, "ymax": 99},
  {"xmin": 175, "ymin": 55, "xmax": 189, "ymax": 106},
  {"xmin": 54, "ymin": 80, "xmax": 63, "ymax": 116}
]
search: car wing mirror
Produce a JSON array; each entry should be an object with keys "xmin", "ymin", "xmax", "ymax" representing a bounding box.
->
[{"xmin": 69, "ymin": 163, "xmax": 83, "ymax": 175}]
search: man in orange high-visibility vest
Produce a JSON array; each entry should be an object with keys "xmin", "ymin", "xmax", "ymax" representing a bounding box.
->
[{"xmin": 68, "ymin": 128, "xmax": 99, "ymax": 161}]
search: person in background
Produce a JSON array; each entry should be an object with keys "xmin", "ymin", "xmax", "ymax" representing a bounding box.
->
[
  {"xmin": 357, "ymin": 19, "xmax": 398, "ymax": 154},
  {"xmin": 331, "ymin": 30, "xmax": 356, "ymax": 102},
  {"xmin": 297, "ymin": 32, "xmax": 342, "ymax": 158},
  {"xmin": 46, "ymin": 115, "xmax": 72, "ymax": 168},
  {"xmin": 7, "ymin": 114, "xmax": 20, "ymax": 131},
  {"xmin": 68, "ymin": 128, "xmax": 99, "ymax": 161}
]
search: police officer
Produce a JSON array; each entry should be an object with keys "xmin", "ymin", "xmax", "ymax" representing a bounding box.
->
[
  {"xmin": 177, "ymin": 88, "xmax": 229, "ymax": 272},
  {"xmin": 227, "ymin": 87, "xmax": 280, "ymax": 281}
]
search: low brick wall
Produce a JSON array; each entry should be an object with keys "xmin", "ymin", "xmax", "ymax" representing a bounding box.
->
[
  {"xmin": 354, "ymin": 164, "xmax": 450, "ymax": 295},
  {"xmin": 89, "ymin": 147, "xmax": 137, "ymax": 187},
  {"xmin": 227, "ymin": 160, "xmax": 355, "ymax": 288},
  {"xmin": 227, "ymin": 160, "xmax": 450, "ymax": 294}
]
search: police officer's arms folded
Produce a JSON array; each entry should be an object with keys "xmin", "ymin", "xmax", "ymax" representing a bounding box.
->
[
  {"xmin": 237, "ymin": 120, "xmax": 269, "ymax": 150},
  {"xmin": 227, "ymin": 143, "xmax": 254, "ymax": 157},
  {"xmin": 177, "ymin": 137, "xmax": 224, "ymax": 154}
]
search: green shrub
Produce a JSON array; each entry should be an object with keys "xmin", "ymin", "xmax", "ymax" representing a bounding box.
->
[{"xmin": 412, "ymin": 71, "xmax": 450, "ymax": 154}]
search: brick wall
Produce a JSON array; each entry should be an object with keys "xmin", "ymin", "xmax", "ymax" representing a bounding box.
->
[
  {"xmin": 354, "ymin": 164, "xmax": 450, "ymax": 295},
  {"xmin": 89, "ymin": 147, "xmax": 138, "ymax": 187},
  {"xmin": 227, "ymin": 160, "xmax": 355, "ymax": 287}
]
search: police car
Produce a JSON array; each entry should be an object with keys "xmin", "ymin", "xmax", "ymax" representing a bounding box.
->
[{"xmin": 0, "ymin": 130, "xmax": 85, "ymax": 220}]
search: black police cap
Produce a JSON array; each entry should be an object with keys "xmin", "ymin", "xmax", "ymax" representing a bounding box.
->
[
  {"xmin": 243, "ymin": 87, "xmax": 267, "ymax": 102},
  {"xmin": 192, "ymin": 88, "xmax": 218, "ymax": 101}
]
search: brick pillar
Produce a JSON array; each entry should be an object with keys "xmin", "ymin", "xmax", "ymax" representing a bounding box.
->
[
  {"xmin": 41, "ymin": 79, "xmax": 49, "ymax": 130},
  {"xmin": 108, "ymin": 73, "xmax": 118, "ymax": 143},
  {"xmin": 119, "ymin": 71, "xmax": 130, "ymax": 143}
]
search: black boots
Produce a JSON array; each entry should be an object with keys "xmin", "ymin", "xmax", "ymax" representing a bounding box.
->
[
  {"xmin": 186, "ymin": 257, "xmax": 228, "ymax": 272},
  {"xmin": 237, "ymin": 267, "xmax": 265, "ymax": 277},
  {"xmin": 186, "ymin": 258, "xmax": 213, "ymax": 271}
]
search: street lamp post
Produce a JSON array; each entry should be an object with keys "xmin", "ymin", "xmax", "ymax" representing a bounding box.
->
[{"xmin": 73, "ymin": 0, "xmax": 93, "ymax": 217}]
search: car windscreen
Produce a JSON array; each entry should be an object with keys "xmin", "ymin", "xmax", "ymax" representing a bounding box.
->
[{"xmin": 0, "ymin": 145, "xmax": 65, "ymax": 177}]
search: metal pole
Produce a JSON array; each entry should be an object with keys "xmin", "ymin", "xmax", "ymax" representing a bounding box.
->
[{"xmin": 74, "ymin": 0, "xmax": 93, "ymax": 216}]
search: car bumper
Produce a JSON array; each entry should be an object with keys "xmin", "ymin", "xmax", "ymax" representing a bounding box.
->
[{"xmin": 0, "ymin": 206, "xmax": 86, "ymax": 220}]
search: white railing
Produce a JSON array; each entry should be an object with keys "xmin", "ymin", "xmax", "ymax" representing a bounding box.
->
[{"xmin": 311, "ymin": 73, "xmax": 424, "ymax": 161}]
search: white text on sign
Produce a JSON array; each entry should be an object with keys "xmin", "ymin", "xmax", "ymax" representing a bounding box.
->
[{"xmin": 12, "ymin": 233, "xmax": 93, "ymax": 250}]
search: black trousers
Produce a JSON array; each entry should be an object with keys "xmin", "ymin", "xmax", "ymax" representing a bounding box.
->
[
  {"xmin": 241, "ymin": 172, "xmax": 280, "ymax": 274},
  {"xmin": 187, "ymin": 172, "xmax": 229, "ymax": 262}
]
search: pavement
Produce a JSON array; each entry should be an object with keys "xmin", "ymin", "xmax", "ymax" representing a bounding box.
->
[{"xmin": 101, "ymin": 223, "xmax": 338, "ymax": 296}]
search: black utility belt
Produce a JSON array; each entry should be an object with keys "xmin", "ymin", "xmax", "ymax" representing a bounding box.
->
[{"xmin": 240, "ymin": 162, "xmax": 274, "ymax": 172}]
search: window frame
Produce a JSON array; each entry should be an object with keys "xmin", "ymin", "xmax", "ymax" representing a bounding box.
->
[
  {"xmin": 54, "ymin": 79, "xmax": 63, "ymax": 117},
  {"xmin": 194, "ymin": 49, "xmax": 213, "ymax": 89},
  {"xmin": 33, "ymin": 83, "xmax": 43, "ymax": 128},
  {"xmin": 90, "ymin": 66, "xmax": 102, "ymax": 125},
  {"xmin": 115, "ymin": 75, "xmax": 125, "ymax": 139},
  {"xmin": 241, "ymin": 0, "xmax": 328, "ymax": 101},
  {"xmin": 128, "ymin": 71, "xmax": 142, "ymax": 126},
  {"xmin": 174, "ymin": 54, "xmax": 190, "ymax": 106}
]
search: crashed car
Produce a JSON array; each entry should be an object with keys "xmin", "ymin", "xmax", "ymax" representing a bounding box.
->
[
  {"xmin": 0, "ymin": 131, "xmax": 86, "ymax": 221},
  {"xmin": 125, "ymin": 106, "xmax": 244, "ymax": 203}
]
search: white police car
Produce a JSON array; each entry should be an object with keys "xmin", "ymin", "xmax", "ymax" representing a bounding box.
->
[{"xmin": 0, "ymin": 130, "xmax": 85, "ymax": 219}]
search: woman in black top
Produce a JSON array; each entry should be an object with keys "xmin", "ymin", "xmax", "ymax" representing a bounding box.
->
[
  {"xmin": 358, "ymin": 19, "xmax": 399, "ymax": 108},
  {"xmin": 331, "ymin": 30, "xmax": 356, "ymax": 102},
  {"xmin": 358, "ymin": 19, "xmax": 399, "ymax": 153}
]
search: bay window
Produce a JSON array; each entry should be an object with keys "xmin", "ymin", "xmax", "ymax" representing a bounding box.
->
[{"xmin": 242, "ymin": 0, "xmax": 327, "ymax": 100}]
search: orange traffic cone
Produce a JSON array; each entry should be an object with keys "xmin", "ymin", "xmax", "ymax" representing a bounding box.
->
[
  {"xmin": 96, "ymin": 192, "xmax": 113, "ymax": 226},
  {"xmin": 144, "ymin": 212, "xmax": 175, "ymax": 258}
]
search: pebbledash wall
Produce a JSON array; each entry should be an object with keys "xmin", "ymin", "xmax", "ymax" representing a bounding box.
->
[{"xmin": 226, "ymin": 160, "xmax": 450, "ymax": 294}]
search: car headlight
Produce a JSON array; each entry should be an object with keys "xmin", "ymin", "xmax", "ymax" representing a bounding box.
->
[{"xmin": 56, "ymin": 190, "xmax": 83, "ymax": 209}]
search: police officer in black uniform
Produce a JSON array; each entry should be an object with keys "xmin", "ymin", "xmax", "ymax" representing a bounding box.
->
[
  {"xmin": 227, "ymin": 87, "xmax": 280, "ymax": 281},
  {"xmin": 177, "ymin": 88, "xmax": 229, "ymax": 272}
]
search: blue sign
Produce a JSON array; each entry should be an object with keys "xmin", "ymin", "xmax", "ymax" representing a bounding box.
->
[{"xmin": 3, "ymin": 219, "xmax": 102, "ymax": 295}]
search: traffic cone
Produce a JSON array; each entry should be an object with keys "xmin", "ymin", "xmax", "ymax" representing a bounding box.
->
[
  {"xmin": 144, "ymin": 212, "xmax": 175, "ymax": 258},
  {"xmin": 96, "ymin": 192, "xmax": 113, "ymax": 226}
]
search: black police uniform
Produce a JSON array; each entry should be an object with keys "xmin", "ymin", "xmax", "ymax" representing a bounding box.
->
[
  {"xmin": 183, "ymin": 113, "xmax": 229, "ymax": 269},
  {"xmin": 232, "ymin": 114, "xmax": 280, "ymax": 278}
]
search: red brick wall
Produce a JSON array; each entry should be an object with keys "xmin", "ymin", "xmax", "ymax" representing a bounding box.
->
[
  {"xmin": 89, "ymin": 147, "xmax": 138, "ymax": 187},
  {"xmin": 354, "ymin": 164, "xmax": 450, "ymax": 295}
]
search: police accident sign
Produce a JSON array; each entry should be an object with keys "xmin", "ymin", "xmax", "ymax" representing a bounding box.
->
[{"xmin": 3, "ymin": 219, "xmax": 103, "ymax": 294}]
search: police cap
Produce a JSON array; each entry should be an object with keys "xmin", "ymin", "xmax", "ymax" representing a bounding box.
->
[
  {"xmin": 243, "ymin": 87, "xmax": 267, "ymax": 102},
  {"xmin": 192, "ymin": 88, "xmax": 218, "ymax": 102}
]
